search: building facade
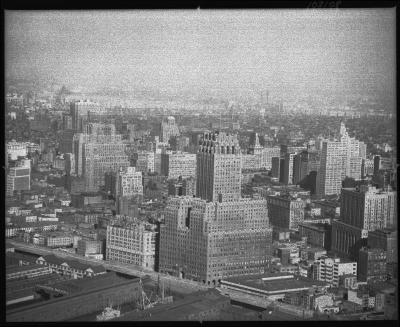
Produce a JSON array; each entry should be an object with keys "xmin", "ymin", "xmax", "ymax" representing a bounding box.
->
[
  {"xmin": 316, "ymin": 123, "xmax": 365, "ymax": 195},
  {"xmin": 267, "ymin": 195, "xmax": 305, "ymax": 230},
  {"xmin": 7, "ymin": 159, "xmax": 31, "ymax": 196},
  {"xmin": 159, "ymin": 196, "xmax": 272, "ymax": 285},
  {"xmin": 106, "ymin": 222, "xmax": 157, "ymax": 270},
  {"xmin": 161, "ymin": 151, "xmax": 197, "ymax": 180},
  {"xmin": 357, "ymin": 247, "xmax": 387, "ymax": 282},
  {"xmin": 82, "ymin": 143, "xmax": 130, "ymax": 192},
  {"xmin": 312, "ymin": 256, "xmax": 357, "ymax": 287},
  {"xmin": 196, "ymin": 131, "xmax": 242, "ymax": 203},
  {"xmin": 367, "ymin": 229, "xmax": 397, "ymax": 263},
  {"xmin": 136, "ymin": 151, "xmax": 155, "ymax": 174},
  {"xmin": 340, "ymin": 186, "xmax": 396, "ymax": 230},
  {"xmin": 115, "ymin": 166, "xmax": 143, "ymax": 198},
  {"xmin": 282, "ymin": 153, "xmax": 296, "ymax": 185},
  {"xmin": 160, "ymin": 116, "xmax": 180, "ymax": 143}
]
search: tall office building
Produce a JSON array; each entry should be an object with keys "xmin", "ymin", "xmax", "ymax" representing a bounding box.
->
[
  {"xmin": 160, "ymin": 131, "xmax": 272, "ymax": 284},
  {"xmin": 261, "ymin": 147, "xmax": 281, "ymax": 170},
  {"xmin": 161, "ymin": 151, "xmax": 197, "ymax": 180},
  {"xmin": 72, "ymin": 123, "xmax": 130, "ymax": 192},
  {"xmin": 196, "ymin": 131, "xmax": 242, "ymax": 202},
  {"xmin": 271, "ymin": 157, "xmax": 281, "ymax": 178},
  {"xmin": 59, "ymin": 130, "xmax": 75, "ymax": 154},
  {"xmin": 159, "ymin": 196, "xmax": 272, "ymax": 285},
  {"xmin": 373, "ymin": 155, "xmax": 393, "ymax": 176},
  {"xmin": 115, "ymin": 166, "xmax": 143, "ymax": 198},
  {"xmin": 73, "ymin": 123, "xmax": 123, "ymax": 176},
  {"xmin": 282, "ymin": 152, "xmax": 296, "ymax": 185},
  {"xmin": 160, "ymin": 116, "xmax": 180, "ymax": 143},
  {"xmin": 82, "ymin": 143, "xmax": 130, "ymax": 192},
  {"xmin": 316, "ymin": 140, "xmax": 345, "ymax": 196},
  {"xmin": 368, "ymin": 229, "xmax": 397, "ymax": 263},
  {"xmin": 293, "ymin": 150, "xmax": 320, "ymax": 185},
  {"xmin": 266, "ymin": 195, "xmax": 305, "ymax": 230},
  {"xmin": 357, "ymin": 247, "xmax": 387, "ymax": 282},
  {"xmin": 70, "ymin": 100, "xmax": 105, "ymax": 132},
  {"xmin": 361, "ymin": 158, "xmax": 375, "ymax": 178},
  {"xmin": 6, "ymin": 159, "xmax": 31, "ymax": 196},
  {"xmin": 340, "ymin": 185, "xmax": 396, "ymax": 230},
  {"xmin": 316, "ymin": 122, "xmax": 365, "ymax": 195},
  {"xmin": 136, "ymin": 151, "xmax": 155, "ymax": 174},
  {"xmin": 332, "ymin": 185, "xmax": 396, "ymax": 259}
]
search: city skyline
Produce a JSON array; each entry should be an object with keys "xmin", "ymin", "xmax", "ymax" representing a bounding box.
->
[
  {"xmin": 5, "ymin": 9, "xmax": 395, "ymax": 101},
  {"xmin": 4, "ymin": 8, "xmax": 397, "ymax": 322}
]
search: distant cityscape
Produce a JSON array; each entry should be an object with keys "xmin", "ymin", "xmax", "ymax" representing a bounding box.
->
[{"xmin": 4, "ymin": 9, "xmax": 397, "ymax": 323}]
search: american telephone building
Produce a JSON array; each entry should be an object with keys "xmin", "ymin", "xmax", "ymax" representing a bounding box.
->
[{"xmin": 159, "ymin": 132, "xmax": 272, "ymax": 285}]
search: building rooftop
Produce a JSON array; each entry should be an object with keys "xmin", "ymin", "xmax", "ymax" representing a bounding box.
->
[
  {"xmin": 37, "ymin": 272, "xmax": 130, "ymax": 296},
  {"xmin": 6, "ymin": 264, "xmax": 48, "ymax": 275},
  {"xmin": 38, "ymin": 254, "xmax": 106, "ymax": 273},
  {"xmin": 306, "ymin": 247, "xmax": 327, "ymax": 253},
  {"xmin": 223, "ymin": 275, "xmax": 327, "ymax": 293},
  {"xmin": 117, "ymin": 289, "xmax": 229, "ymax": 321},
  {"xmin": 6, "ymin": 252, "xmax": 39, "ymax": 266}
]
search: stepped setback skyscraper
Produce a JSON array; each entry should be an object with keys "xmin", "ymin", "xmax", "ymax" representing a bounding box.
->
[
  {"xmin": 196, "ymin": 131, "xmax": 242, "ymax": 202},
  {"xmin": 160, "ymin": 131, "xmax": 272, "ymax": 285}
]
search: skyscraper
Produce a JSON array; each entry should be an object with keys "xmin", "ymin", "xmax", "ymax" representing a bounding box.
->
[
  {"xmin": 196, "ymin": 131, "xmax": 242, "ymax": 202},
  {"xmin": 82, "ymin": 143, "xmax": 130, "ymax": 192},
  {"xmin": 73, "ymin": 123, "xmax": 130, "ymax": 192},
  {"xmin": 6, "ymin": 159, "xmax": 31, "ymax": 196},
  {"xmin": 271, "ymin": 157, "xmax": 281, "ymax": 178},
  {"xmin": 160, "ymin": 116, "xmax": 180, "ymax": 143},
  {"xmin": 267, "ymin": 194, "xmax": 305, "ymax": 230},
  {"xmin": 340, "ymin": 185, "xmax": 396, "ymax": 230},
  {"xmin": 159, "ymin": 196, "xmax": 271, "ymax": 285},
  {"xmin": 160, "ymin": 131, "xmax": 272, "ymax": 284},
  {"xmin": 332, "ymin": 185, "xmax": 396, "ymax": 259},
  {"xmin": 261, "ymin": 146, "xmax": 281, "ymax": 170},
  {"xmin": 161, "ymin": 151, "xmax": 197, "ymax": 180},
  {"xmin": 316, "ymin": 122, "xmax": 365, "ymax": 196},
  {"xmin": 70, "ymin": 100, "xmax": 105, "ymax": 132},
  {"xmin": 73, "ymin": 123, "xmax": 123, "ymax": 176},
  {"xmin": 282, "ymin": 152, "xmax": 296, "ymax": 185},
  {"xmin": 136, "ymin": 151, "xmax": 155, "ymax": 174},
  {"xmin": 316, "ymin": 140, "xmax": 345, "ymax": 196},
  {"xmin": 115, "ymin": 166, "xmax": 143, "ymax": 198}
]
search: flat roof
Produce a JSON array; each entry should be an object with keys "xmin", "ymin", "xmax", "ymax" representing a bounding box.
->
[
  {"xmin": 117, "ymin": 289, "xmax": 228, "ymax": 321},
  {"xmin": 222, "ymin": 276, "xmax": 327, "ymax": 293},
  {"xmin": 38, "ymin": 272, "xmax": 135, "ymax": 295},
  {"xmin": 306, "ymin": 247, "xmax": 327, "ymax": 253}
]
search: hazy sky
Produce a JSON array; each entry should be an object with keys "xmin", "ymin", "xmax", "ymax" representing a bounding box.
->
[{"xmin": 5, "ymin": 9, "xmax": 396, "ymax": 97}]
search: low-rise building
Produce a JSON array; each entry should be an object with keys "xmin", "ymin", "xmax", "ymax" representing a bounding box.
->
[
  {"xmin": 6, "ymin": 264, "xmax": 52, "ymax": 281},
  {"xmin": 45, "ymin": 232, "xmax": 73, "ymax": 248},
  {"xmin": 36, "ymin": 255, "xmax": 106, "ymax": 278}
]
